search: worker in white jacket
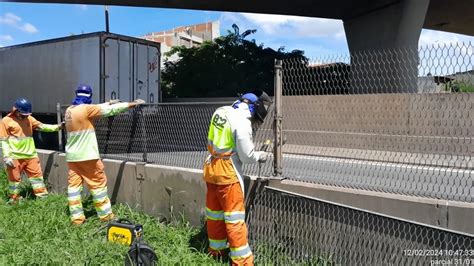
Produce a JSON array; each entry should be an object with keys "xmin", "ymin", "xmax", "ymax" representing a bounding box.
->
[{"xmin": 203, "ymin": 91, "xmax": 272, "ymax": 265}]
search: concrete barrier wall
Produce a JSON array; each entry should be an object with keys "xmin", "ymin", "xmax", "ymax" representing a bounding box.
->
[
  {"xmin": 37, "ymin": 150, "xmax": 207, "ymax": 226},
  {"xmin": 37, "ymin": 149, "xmax": 474, "ymax": 234}
]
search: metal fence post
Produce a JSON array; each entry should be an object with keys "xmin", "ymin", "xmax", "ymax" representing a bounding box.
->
[
  {"xmin": 274, "ymin": 60, "xmax": 283, "ymax": 177},
  {"xmin": 140, "ymin": 107, "xmax": 148, "ymax": 163},
  {"xmin": 56, "ymin": 103, "xmax": 63, "ymax": 151}
]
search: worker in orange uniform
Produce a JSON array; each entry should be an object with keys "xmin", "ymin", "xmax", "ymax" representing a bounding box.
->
[
  {"xmin": 204, "ymin": 91, "xmax": 272, "ymax": 265},
  {"xmin": 64, "ymin": 84, "xmax": 145, "ymax": 225},
  {"xmin": 0, "ymin": 98, "xmax": 64, "ymax": 204}
]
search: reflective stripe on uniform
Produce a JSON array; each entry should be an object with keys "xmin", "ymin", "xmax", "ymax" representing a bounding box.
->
[
  {"xmin": 230, "ymin": 244, "xmax": 252, "ymax": 259},
  {"xmin": 29, "ymin": 177, "xmax": 46, "ymax": 189},
  {"xmin": 8, "ymin": 182, "xmax": 20, "ymax": 195},
  {"xmin": 38, "ymin": 124, "xmax": 60, "ymax": 132},
  {"xmin": 90, "ymin": 187, "xmax": 112, "ymax": 219},
  {"xmin": 68, "ymin": 186, "xmax": 83, "ymax": 201},
  {"xmin": 224, "ymin": 211, "xmax": 245, "ymax": 224},
  {"xmin": 206, "ymin": 207, "xmax": 225, "ymax": 221},
  {"xmin": 100, "ymin": 102, "xmax": 129, "ymax": 117},
  {"xmin": 90, "ymin": 187, "xmax": 108, "ymax": 204},
  {"xmin": 96, "ymin": 206, "xmax": 112, "ymax": 217},
  {"xmin": 6, "ymin": 137, "xmax": 37, "ymax": 159},
  {"xmin": 209, "ymin": 238, "xmax": 228, "ymax": 250},
  {"xmin": 65, "ymin": 129, "xmax": 100, "ymax": 162},
  {"xmin": 207, "ymin": 140, "xmax": 235, "ymax": 154}
]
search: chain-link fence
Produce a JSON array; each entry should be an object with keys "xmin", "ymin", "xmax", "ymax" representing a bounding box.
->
[
  {"xmin": 52, "ymin": 42, "xmax": 474, "ymax": 264},
  {"xmin": 58, "ymin": 102, "xmax": 275, "ymax": 177},
  {"xmin": 277, "ymin": 42, "xmax": 474, "ymax": 202},
  {"xmin": 247, "ymin": 185, "xmax": 474, "ymax": 265}
]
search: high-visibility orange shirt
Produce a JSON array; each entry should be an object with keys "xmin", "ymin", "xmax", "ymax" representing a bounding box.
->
[
  {"xmin": 64, "ymin": 103, "xmax": 129, "ymax": 162},
  {"xmin": 1, "ymin": 113, "xmax": 59, "ymax": 159}
]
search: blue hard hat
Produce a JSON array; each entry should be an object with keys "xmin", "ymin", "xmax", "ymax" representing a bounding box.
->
[
  {"xmin": 72, "ymin": 84, "xmax": 93, "ymax": 105},
  {"xmin": 240, "ymin": 93, "xmax": 258, "ymax": 115},
  {"xmin": 75, "ymin": 84, "xmax": 93, "ymax": 98},
  {"xmin": 14, "ymin": 98, "xmax": 32, "ymax": 115},
  {"xmin": 241, "ymin": 93, "xmax": 258, "ymax": 103}
]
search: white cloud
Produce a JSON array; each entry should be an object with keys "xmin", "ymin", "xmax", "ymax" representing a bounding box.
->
[
  {"xmin": 0, "ymin": 12, "xmax": 39, "ymax": 34},
  {"xmin": 76, "ymin": 4, "xmax": 88, "ymax": 10},
  {"xmin": 0, "ymin": 13, "xmax": 21, "ymax": 25},
  {"xmin": 419, "ymin": 29, "xmax": 473, "ymax": 47},
  {"xmin": 221, "ymin": 13, "xmax": 345, "ymax": 39},
  {"xmin": 0, "ymin": 35, "xmax": 14, "ymax": 41},
  {"xmin": 22, "ymin": 23, "xmax": 38, "ymax": 33}
]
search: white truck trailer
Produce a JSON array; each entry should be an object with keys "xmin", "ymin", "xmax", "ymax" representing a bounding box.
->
[
  {"xmin": 0, "ymin": 31, "xmax": 161, "ymax": 149},
  {"xmin": 0, "ymin": 31, "xmax": 161, "ymax": 115}
]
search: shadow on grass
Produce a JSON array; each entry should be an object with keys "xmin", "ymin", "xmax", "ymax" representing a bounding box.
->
[
  {"xmin": 188, "ymin": 223, "xmax": 230, "ymax": 265},
  {"xmin": 18, "ymin": 182, "xmax": 36, "ymax": 200},
  {"xmin": 188, "ymin": 223, "xmax": 208, "ymax": 253}
]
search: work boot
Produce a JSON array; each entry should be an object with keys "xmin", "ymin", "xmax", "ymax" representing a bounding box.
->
[
  {"xmin": 71, "ymin": 217, "xmax": 86, "ymax": 226},
  {"xmin": 7, "ymin": 196, "xmax": 24, "ymax": 206},
  {"xmin": 100, "ymin": 213, "xmax": 116, "ymax": 222}
]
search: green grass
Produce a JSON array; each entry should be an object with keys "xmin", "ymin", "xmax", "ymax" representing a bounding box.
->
[
  {"xmin": 0, "ymin": 169, "xmax": 330, "ymax": 265},
  {"xmin": 0, "ymin": 169, "xmax": 224, "ymax": 265}
]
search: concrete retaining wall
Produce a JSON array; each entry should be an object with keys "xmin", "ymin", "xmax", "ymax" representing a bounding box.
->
[
  {"xmin": 283, "ymin": 94, "xmax": 474, "ymax": 161},
  {"xmin": 37, "ymin": 150, "xmax": 207, "ymax": 226},
  {"xmin": 36, "ymin": 149, "xmax": 474, "ymax": 234}
]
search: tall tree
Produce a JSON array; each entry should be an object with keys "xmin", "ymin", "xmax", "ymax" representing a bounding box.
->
[{"xmin": 162, "ymin": 24, "xmax": 307, "ymax": 98}]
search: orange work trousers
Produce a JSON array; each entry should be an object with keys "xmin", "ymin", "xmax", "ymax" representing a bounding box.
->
[
  {"xmin": 6, "ymin": 157, "xmax": 48, "ymax": 200},
  {"xmin": 206, "ymin": 182, "xmax": 254, "ymax": 266},
  {"xmin": 67, "ymin": 159, "xmax": 113, "ymax": 225}
]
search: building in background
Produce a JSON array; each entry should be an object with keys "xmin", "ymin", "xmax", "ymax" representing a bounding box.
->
[
  {"xmin": 418, "ymin": 70, "xmax": 474, "ymax": 93},
  {"xmin": 141, "ymin": 21, "xmax": 220, "ymax": 66}
]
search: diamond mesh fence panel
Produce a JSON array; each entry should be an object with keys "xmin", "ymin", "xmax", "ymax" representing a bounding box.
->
[
  {"xmin": 52, "ymin": 42, "xmax": 474, "ymax": 264},
  {"xmin": 59, "ymin": 102, "xmax": 274, "ymax": 177},
  {"xmin": 279, "ymin": 42, "xmax": 474, "ymax": 202},
  {"xmin": 247, "ymin": 186, "xmax": 474, "ymax": 265}
]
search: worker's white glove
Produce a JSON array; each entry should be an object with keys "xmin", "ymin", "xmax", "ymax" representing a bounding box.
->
[
  {"xmin": 133, "ymin": 99, "xmax": 146, "ymax": 105},
  {"xmin": 108, "ymin": 99, "xmax": 121, "ymax": 105},
  {"xmin": 257, "ymin": 152, "xmax": 270, "ymax": 163},
  {"xmin": 3, "ymin": 157, "xmax": 14, "ymax": 168}
]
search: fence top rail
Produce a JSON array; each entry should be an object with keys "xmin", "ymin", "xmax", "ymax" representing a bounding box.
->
[{"xmin": 58, "ymin": 101, "xmax": 234, "ymax": 109}]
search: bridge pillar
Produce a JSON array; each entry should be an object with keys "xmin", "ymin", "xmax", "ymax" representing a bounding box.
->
[{"xmin": 343, "ymin": 0, "xmax": 430, "ymax": 93}]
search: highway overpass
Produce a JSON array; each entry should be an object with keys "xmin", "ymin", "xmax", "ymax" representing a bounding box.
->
[{"xmin": 8, "ymin": 0, "xmax": 474, "ymax": 51}]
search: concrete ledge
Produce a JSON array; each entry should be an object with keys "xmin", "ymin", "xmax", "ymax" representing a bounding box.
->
[{"xmin": 268, "ymin": 178, "xmax": 474, "ymax": 234}]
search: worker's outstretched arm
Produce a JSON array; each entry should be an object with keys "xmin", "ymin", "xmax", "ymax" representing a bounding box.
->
[
  {"xmin": 30, "ymin": 116, "xmax": 63, "ymax": 132},
  {"xmin": 233, "ymin": 118, "xmax": 265, "ymax": 164},
  {"xmin": 96, "ymin": 99, "xmax": 145, "ymax": 118}
]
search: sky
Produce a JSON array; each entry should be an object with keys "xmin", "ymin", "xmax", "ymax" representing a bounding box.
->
[{"xmin": 0, "ymin": 2, "xmax": 473, "ymax": 59}]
